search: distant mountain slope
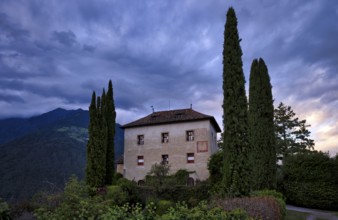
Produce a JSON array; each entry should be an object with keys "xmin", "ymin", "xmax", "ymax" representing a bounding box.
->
[
  {"xmin": 0, "ymin": 108, "xmax": 74, "ymax": 145},
  {"xmin": 0, "ymin": 108, "xmax": 124, "ymax": 201}
]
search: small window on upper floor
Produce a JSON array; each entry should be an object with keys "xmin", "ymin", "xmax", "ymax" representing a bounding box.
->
[
  {"xmin": 186, "ymin": 130, "xmax": 194, "ymax": 141},
  {"xmin": 187, "ymin": 153, "xmax": 194, "ymax": 163},
  {"xmin": 161, "ymin": 154, "xmax": 169, "ymax": 164},
  {"xmin": 137, "ymin": 135, "xmax": 144, "ymax": 145},
  {"xmin": 162, "ymin": 132, "xmax": 169, "ymax": 143},
  {"xmin": 137, "ymin": 155, "xmax": 144, "ymax": 166}
]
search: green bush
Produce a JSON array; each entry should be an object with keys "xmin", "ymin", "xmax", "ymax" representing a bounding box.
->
[
  {"xmin": 156, "ymin": 200, "xmax": 174, "ymax": 215},
  {"xmin": 116, "ymin": 178, "xmax": 141, "ymax": 205},
  {"xmin": 136, "ymin": 181, "xmax": 210, "ymax": 207},
  {"xmin": 283, "ymin": 181, "xmax": 338, "ymax": 210},
  {"xmin": 160, "ymin": 201, "xmax": 250, "ymax": 220},
  {"xmin": 0, "ymin": 198, "xmax": 11, "ymax": 220},
  {"xmin": 105, "ymin": 185, "xmax": 128, "ymax": 206},
  {"xmin": 173, "ymin": 169, "xmax": 190, "ymax": 185},
  {"xmin": 207, "ymin": 151, "xmax": 223, "ymax": 185},
  {"xmin": 282, "ymin": 152, "xmax": 338, "ymax": 210}
]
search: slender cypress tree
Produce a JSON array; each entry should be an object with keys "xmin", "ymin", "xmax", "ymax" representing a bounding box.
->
[
  {"xmin": 86, "ymin": 91, "xmax": 96, "ymax": 186},
  {"xmin": 248, "ymin": 58, "xmax": 276, "ymax": 190},
  {"xmin": 95, "ymin": 95, "xmax": 107, "ymax": 187},
  {"xmin": 222, "ymin": 7, "xmax": 250, "ymax": 196},
  {"xmin": 105, "ymin": 80, "xmax": 116, "ymax": 185},
  {"xmin": 86, "ymin": 81, "xmax": 116, "ymax": 187}
]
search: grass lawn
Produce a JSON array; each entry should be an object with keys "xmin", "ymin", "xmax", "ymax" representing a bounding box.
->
[{"xmin": 286, "ymin": 209, "xmax": 309, "ymax": 220}]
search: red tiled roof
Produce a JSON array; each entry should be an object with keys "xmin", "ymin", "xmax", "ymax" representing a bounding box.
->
[{"xmin": 121, "ymin": 108, "xmax": 221, "ymax": 132}]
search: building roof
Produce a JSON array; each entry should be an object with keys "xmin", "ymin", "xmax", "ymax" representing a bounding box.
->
[{"xmin": 121, "ymin": 108, "xmax": 221, "ymax": 132}]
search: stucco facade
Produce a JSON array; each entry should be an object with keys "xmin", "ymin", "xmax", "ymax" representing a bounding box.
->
[{"xmin": 122, "ymin": 109, "xmax": 221, "ymax": 182}]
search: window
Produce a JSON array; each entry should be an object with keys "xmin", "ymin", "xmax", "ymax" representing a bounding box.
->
[
  {"xmin": 187, "ymin": 153, "xmax": 194, "ymax": 163},
  {"xmin": 186, "ymin": 130, "xmax": 194, "ymax": 141},
  {"xmin": 161, "ymin": 154, "xmax": 169, "ymax": 164},
  {"xmin": 137, "ymin": 156, "xmax": 144, "ymax": 166},
  {"xmin": 137, "ymin": 135, "xmax": 144, "ymax": 145},
  {"xmin": 161, "ymin": 132, "xmax": 169, "ymax": 143}
]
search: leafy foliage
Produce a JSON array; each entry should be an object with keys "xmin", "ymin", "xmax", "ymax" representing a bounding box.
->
[
  {"xmin": 222, "ymin": 7, "xmax": 250, "ymax": 196},
  {"xmin": 274, "ymin": 102, "xmax": 315, "ymax": 162},
  {"xmin": 0, "ymin": 198, "xmax": 11, "ymax": 220},
  {"xmin": 282, "ymin": 151, "xmax": 338, "ymax": 210},
  {"xmin": 248, "ymin": 58, "xmax": 276, "ymax": 190},
  {"xmin": 34, "ymin": 176, "xmax": 254, "ymax": 220},
  {"xmin": 207, "ymin": 151, "xmax": 223, "ymax": 188}
]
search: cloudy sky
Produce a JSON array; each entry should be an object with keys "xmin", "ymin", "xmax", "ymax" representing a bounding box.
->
[{"xmin": 1, "ymin": 0, "xmax": 337, "ymax": 155}]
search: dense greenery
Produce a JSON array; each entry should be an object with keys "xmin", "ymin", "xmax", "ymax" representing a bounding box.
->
[
  {"xmin": 32, "ymin": 175, "xmax": 285, "ymax": 220},
  {"xmin": 86, "ymin": 81, "xmax": 116, "ymax": 187},
  {"xmin": 222, "ymin": 7, "xmax": 250, "ymax": 196},
  {"xmin": 207, "ymin": 151, "xmax": 223, "ymax": 188},
  {"xmin": 248, "ymin": 58, "xmax": 276, "ymax": 190},
  {"xmin": 0, "ymin": 198, "xmax": 11, "ymax": 220},
  {"xmin": 274, "ymin": 102, "xmax": 314, "ymax": 163},
  {"xmin": 281, "ymin": 151, "xmax": 338, "ymax": 210}
]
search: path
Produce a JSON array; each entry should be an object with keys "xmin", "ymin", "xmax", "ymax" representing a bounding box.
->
[{"xmin": 286, "ymin": 205, "xmax": 338, "ymax": 220}]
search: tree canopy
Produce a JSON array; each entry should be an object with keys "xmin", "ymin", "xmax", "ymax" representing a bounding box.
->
[{"xmin": 274, "ymin": 102, "xmax": 315, "ymax": 163}]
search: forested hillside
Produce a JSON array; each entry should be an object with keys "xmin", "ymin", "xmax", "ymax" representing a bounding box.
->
[{"xmin": 0, "ymin": 108, "xmax": 124, "ymax": 201}]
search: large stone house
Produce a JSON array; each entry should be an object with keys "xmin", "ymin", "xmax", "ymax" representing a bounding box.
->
[{"xmin": 121, "ymin": 108, "xmax": 221, "ymax": 184}]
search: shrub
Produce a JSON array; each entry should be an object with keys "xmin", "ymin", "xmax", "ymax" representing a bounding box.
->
[
  {"xmin": 208, "ymin": 151, "xmax": 223, "ymax": 185},
  {"xmin": 0, "ymin": 198, "xmax": 11, "ymax": 220},
  {"xmin": 105, "ymin": 185, "xmax": 128, "ymax": 206},
  {"xmin": 213, "ymin": 196, "xmax": 283, "ymax": 220},
  {"xmin": 116, "ymin": 178, "xmax": 141, "ymax": 205},
  {"xmin": 156, "ymin": 200, "xmax": 174, "ymax": 215},
  {"xmin": 251, "ymin": 190, "xmax": 286, "ymax": 219},
  {"xmin": 173, "ymin": 169, "xmax": 190, "ymax": 185},
  {"xmin": 282, "ymin": 152, "xmax": 338, "ymax": 210},
  {"xmin": 160, "ymin": 201, "xmax": 250, "ymax": 220}
]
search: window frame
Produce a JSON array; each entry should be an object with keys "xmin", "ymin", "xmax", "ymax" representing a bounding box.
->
[
  {"xmin": 186, "ymin": 130, "xmax": 194, "ymax": 142},
  {"xmin": 161, "ymin": 132, "xmax": 169, "ymax": 143},
  {"xmin": 187, "ymin": 153, "xmax": 195, "ymax": 163},
  {"xmin": 137, "ymin": 155, "xmax": 144, "ymax": 166},
  {"xmin": 161, "ymin": 154, "xmax": 169, "ymax": 164},
  {"xmin": 137, "ymin": 134, "xmax": 144, "ymax": 145}
]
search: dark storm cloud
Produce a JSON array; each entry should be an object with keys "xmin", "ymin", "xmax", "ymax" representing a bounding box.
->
[
  {"xmin": 83, "ymin": 45, "xmax": 95, "ymax": 53},
  {"xmin": 0, "ymin": 94, "xmax": 25, "ymax": 104},
  {"xmin": 0, "ymin": 13, "xmax": 30, "ymax": 40},
  {"xmin": 51, "ymin": 30, "xmax": 77, "ymax": 47}
]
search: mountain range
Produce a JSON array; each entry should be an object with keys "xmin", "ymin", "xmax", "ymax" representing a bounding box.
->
[{"xmin": 0, "ymin": 108, "xmax": 124, "ymax": 201}]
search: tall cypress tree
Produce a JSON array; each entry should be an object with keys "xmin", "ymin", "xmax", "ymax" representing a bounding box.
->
[
  {"xmin": 86, "ymin": 91, "xmax": 96, "ymax": 187},
  {"xmin": 222, "ymin": 7, "xmax": 250, "ymax": 196},
  {"xmin": 95, "ymin": 95, "xmax": 107, "ymax": 187},
  {"xmin": 249, "ymin": 58, "xmax": 276, "ymax": 190},
  {"xmin": 105, "ymin": 80, "xmax": 116, "ymax": 185}
]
